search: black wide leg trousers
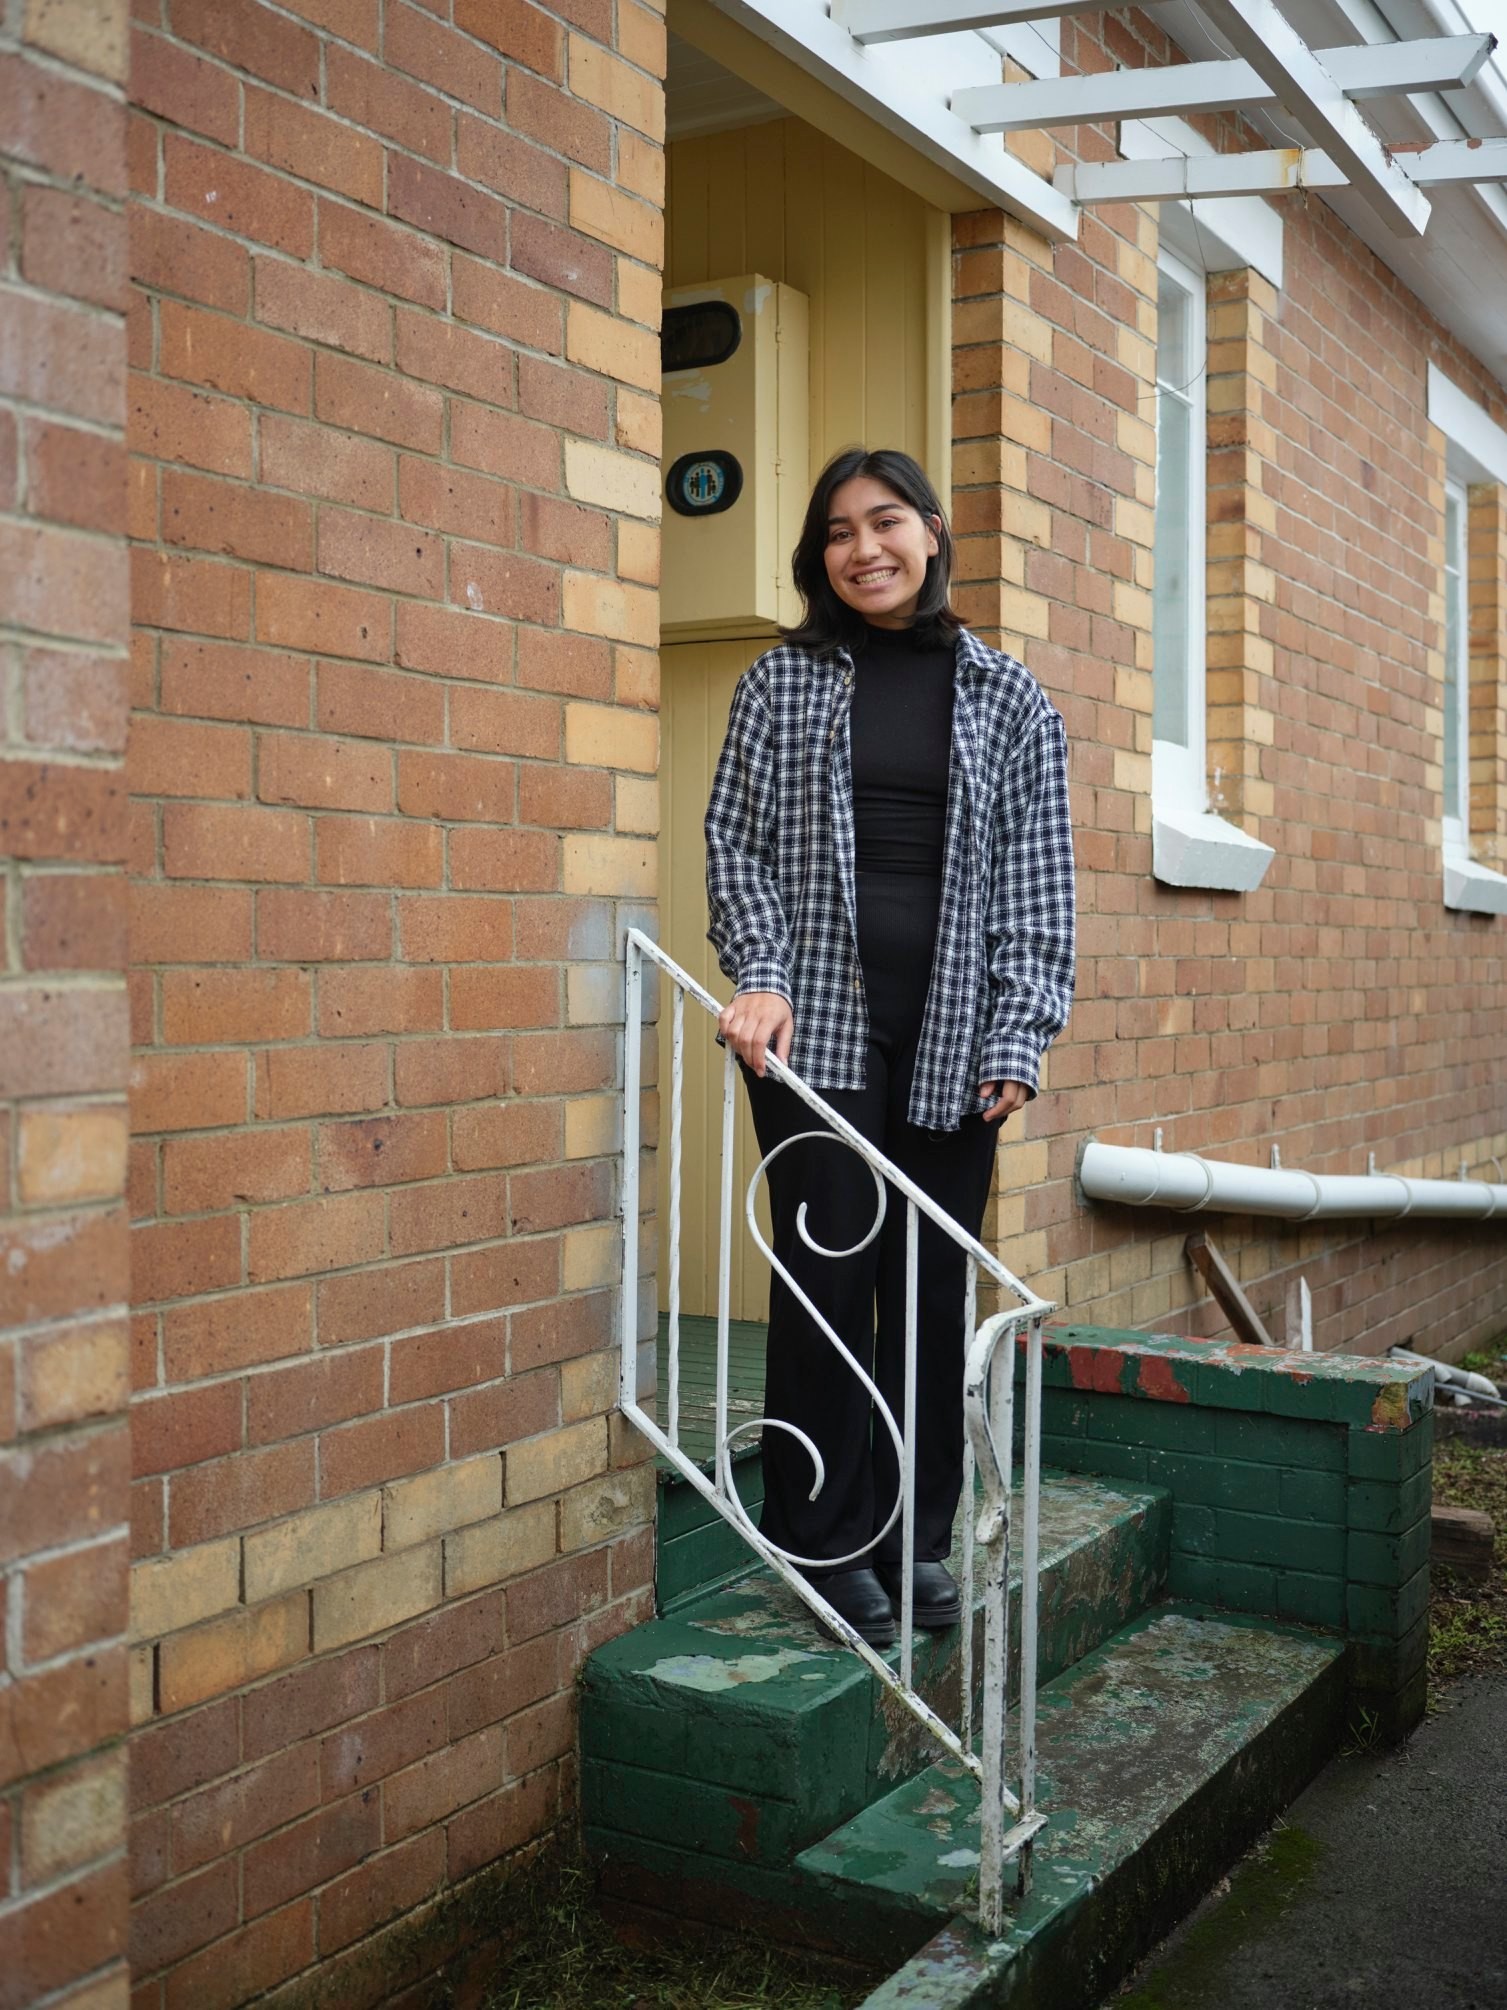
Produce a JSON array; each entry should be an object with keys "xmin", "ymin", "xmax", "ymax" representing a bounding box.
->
[{"xmin": 740, "ymin": 870, "xmax": 999, "ymax": 1574}]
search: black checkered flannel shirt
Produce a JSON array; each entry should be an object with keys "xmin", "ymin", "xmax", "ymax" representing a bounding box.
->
[{"xmin": 705, "ymin": 626, "xmax": 1076, "ymax": 1133}]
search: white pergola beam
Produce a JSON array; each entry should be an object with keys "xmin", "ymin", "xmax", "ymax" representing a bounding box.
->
[
  {"xmin": 1056, "ymin": 137, "xmax": 1507, "ymax": 204},
  {"xmin": 702, "ymin": 0, "xmax": 1079, "ymax": 237},
  {"xmin": 833, "ymin": 0, "xmax": 1096, "ymax": 48},
  {"xmin": 1193, "ymin": 0, "xmax": 1430, "ymax": 237},
  {"xmin": 953, "ymin": 34, "xmax": 1496, "ymax": 133}
]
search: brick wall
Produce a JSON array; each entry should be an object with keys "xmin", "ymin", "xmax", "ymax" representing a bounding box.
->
[
  {"xmin": 123, "ymin": 0, "xmax": 662, "ymax": 2000},
  {"xmin": 959, "ymin": 10, "xmax": 1507, "ymax": 1361},
  {"xmin": 0, "ymin": 4, "xmax": 135, "ymax": 2007}
]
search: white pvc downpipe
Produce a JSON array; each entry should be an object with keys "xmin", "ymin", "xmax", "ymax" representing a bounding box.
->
[{"xmin": 1079, "ymin": 1138, "xmax": 1507, "ymax": 1224}]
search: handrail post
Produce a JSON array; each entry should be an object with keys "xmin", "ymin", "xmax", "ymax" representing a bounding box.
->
[{"xmin": 620, "ymin": 931, "xmax": 641, "ymax": 1412}]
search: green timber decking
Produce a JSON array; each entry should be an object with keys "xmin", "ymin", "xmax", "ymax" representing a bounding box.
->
[{"xmin": 655, "ymin": 1312, "xmax": 766, "ymax": 1467}]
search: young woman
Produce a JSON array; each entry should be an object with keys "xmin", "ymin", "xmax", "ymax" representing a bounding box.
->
[{"xmin": 705, "ymin": 446, "xmax": 1076, "ymax": 1647}]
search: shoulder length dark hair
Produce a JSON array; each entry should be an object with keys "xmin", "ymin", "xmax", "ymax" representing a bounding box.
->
[{"xmin": 781, "ymin": 446, "xmax": 964, "ymax": 654}]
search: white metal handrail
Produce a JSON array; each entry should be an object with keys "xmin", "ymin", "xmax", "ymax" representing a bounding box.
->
[{"xmin": 620, "ymin": 928, "xmax": 1054, "ymax": 1930}]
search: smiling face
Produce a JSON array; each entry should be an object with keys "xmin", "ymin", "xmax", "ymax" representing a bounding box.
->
[{"xmin": 823, "ymin": 476, "xmax": 941, "ymax": 630}]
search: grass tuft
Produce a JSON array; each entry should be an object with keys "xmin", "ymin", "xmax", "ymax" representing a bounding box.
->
[{"xmin": 1428, "ymin": 1358, "xmax": 1507, "ymax": 1695}]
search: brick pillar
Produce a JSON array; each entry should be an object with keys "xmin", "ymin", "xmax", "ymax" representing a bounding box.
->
[
  {"xmin": 1467, "ymin": 482, "xmax": 1507, "ymax": 867},
  {"xmin": 0, "ymin": 4, "xmax": 134, "ymax": 2007},
  {"xmin": 1205, "ymin": 267, "xmax": 1279, "ymax": 829}
]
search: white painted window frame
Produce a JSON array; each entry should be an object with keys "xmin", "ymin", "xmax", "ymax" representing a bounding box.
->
[{"xmin": 1428, "ymin": 365, "xmax": 1507, "ymax": 918}]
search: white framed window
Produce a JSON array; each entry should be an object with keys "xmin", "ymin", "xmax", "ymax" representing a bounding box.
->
[
  {"xmin": 1427, "ymin": 365, "xmax": 1507, "ymax": 917},
  {"xmin": 1151, "ymin": 244, "xmax": 1206, "ymax": 816}
]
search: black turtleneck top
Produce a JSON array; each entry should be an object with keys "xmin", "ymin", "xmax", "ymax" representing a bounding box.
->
[{"xmin": 849, "ymin": 622, "xmax": 956, "ymax": 876}]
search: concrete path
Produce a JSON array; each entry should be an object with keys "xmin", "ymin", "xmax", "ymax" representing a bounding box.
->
[{"xmin": 1107, "ymin": 1672, "xmax": 1507, "ymax": 2010}]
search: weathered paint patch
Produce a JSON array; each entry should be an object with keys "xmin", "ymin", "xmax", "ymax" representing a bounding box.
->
[
  {"xmin": 644, "ymin": 1647, "xmax": 819, "ymax": 1690},
  {"xmin": 1067, "ymin": 1345, "xmax": 1126, "ymax": 1394},
  {"xmin": 1137, "ymin": 1354, "xmax": 1191, "ymax": 1404}
]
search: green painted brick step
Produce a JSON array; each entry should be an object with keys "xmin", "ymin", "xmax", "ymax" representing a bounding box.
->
[
  {"xmin": 799, "ymin": 1603, "xmax": 1348, "ymax": 2006},
  {"xmin": 584, "ymin": 1469, "xmax": 1170, "ymax": 1888}
]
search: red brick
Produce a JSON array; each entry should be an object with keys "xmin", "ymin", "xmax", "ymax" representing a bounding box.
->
[
  {"xmin": 383, "ymin": 1723, "xmax": 503, "ymax": 1841},
  {"xmin": 256, "ymin": 574, "xmax": 390, "ymax": 662},
  {"xmin": 248, "ymin": 1191, "xmax": 385, "ymax": 1283},
  {"xmin": 26, "ymin": 421, "xmax": 127, "ymax": 536},
  {"xmin": 395, "ymin": 751, "xmax": 515, "ymax": 825},
  {"xmin": 132, "ymin": 1213, "xmax": 244, "ymax": 1304},
  {"xmin": 241, "ymin": 1791, "xmax": 378, "ymax": 1922},
  {"xmin": 159, "ymin": 638, "xmax": 309, "ymax": 727},
  {"xmin": 131, "ymin": 27, "xmax": 240, "ymax": 146},
  {"xmin": 0, "ymin": 1860, "xmax": 128, "ymax": 2007},
  {"xmin": 316, "ymin": 661, "xmax": 446, "ymax": 745},
  {"xmin": 21, "ymin": 186, "xmax": 126, "ymax": 311},
  {"xmin": 509, "ymin": 1161, "xmax": 611, "ymax": 1235},
  {"xmin": 319, "ymin": 1404, "xmax": 444, "ymax": 1498},
  {"xmin": 132, "ymin": 1474, "xmax": 165, "ymax": 1557},
  {"xmin": 161, "ymin": 967, "xmax": 311, "ymax": 1045},
  {"xmin": 1, "ymin": 522, "xmax": 131, "ymax": 648},
  {"xmin": 384, "ymin": 1588, "xmax": 502, "ymax": 1699},
  {"xmin": 456, "ymin": 0, "xmax": 562, "ymax": 81},
  {"xmin": 128, "ymin": 1694, "xmax": 238, "ymax": 1810},
  {"xmin": 507, "ymin": 70, "xmax": 610, "ymax": 174},
  {"xmin": 0, "ymin": 409, "xmax": 15, "ymax": 511},
  {"xmin": 389, "ymin": 1173, "xmax": 507, "ymax": 1256},
  {"xmin": 522, "ymin": 490, "xmax": 610, "ymax": 570},
  {"xmin": 162, "ymin": 468, "xmax": 313, "ymax": 570},
  {"xmin": 513, "ymin": 626, "xmax": 610, "ymax": 700},
  {"xmin": 450, "ymin": 965, "xmax": 559, "ymax": 1032},
  {"xmin": 163, "ymin": 802, "xmax": 308, "ymax": 883},
  {"xmin": 130, "ymin": 1050, "xmax": 246, "ymax": 1134},
  {"xmin": 171, "ymin": 0, "xmax": 319, "ymax": 96},
  {"xmin": 448, "ymin": 542, "xmax": 560, "ymax": 625},
  {"xmin": 316, "ymin": 815, "xmax": 442, "ymax": 888},
  {"xmin": 244, "ymin": 86, "xmax": 383, "ymax": 208},
  {"xmin": 170, "ymin": 1442, "xmax": 315, "ymax": 1547},
  {"xmin": 0, "ymin": 983, "xmax": 125, "ymax": 1096},
  {"xmin": 254, "ymin": 1041, "xmax": 388, "ymax": 1120},
  {"xmin": 255, "ymin": 260, "xmax": 389, "ymax": 368},
  {"xmin": 448, "ymin": 1233, "xmax": 558, "ymax": 1319},
  {"xmin": 0, "ymin": 49, "xmax": 128, "ymax": 194},
  {"xmin": 258, "ymin": 733, "xmax": 392, "ymax": 813},
  {"xmin": 316, "ymin": 965, "xmax": 442, "ymax": 1039},
  {"xmin": 516, "ymin": 353, "xmax": 610, "ymax": 439},
  {"xmin": 164, "ymin": 136, "xmax": 315, "ymax": 259},
  {"xmin": 449, "ymin": 400, "xmax": 558, "ymax": 490},
  {"xmin": 448, "ymin": 1363, "xmax": 557, "ymax": 1458},
  {"xmin": 453, "ymin": 684, "xmax": 561, "ymax": 758},
  {"xmin": 0, "ymin": 1425, "xmax": 129, "ymax": 1569},
  {"xmin": 506, "ymin": 1547, "xmax": 608, "ymax": 1645},
  {"xmin": 0, "ymin": 1649, "xmax": 127, "ymax": 1793},
  {"xmin": 447, "ymin": 1632, "xmax": 557, "ymax": 1741},
  {"xmin": 388, "ymin": 1316, "xmax": 506, "ymax": 1401},
  {"xmin": 159, "ymin": 300, "xmax": 310, "ymax": 415},
  {"xmin": 513, "ymin": 1029, "xmax": 615, "ymax": 1096},
  {"xmin": 130, "ymin": 884, "xmax": 253, "ymax": 965},
  {"xmin": 162, "ymin": 1899, "xmax": 315, "ymax": 2010},
  {"xmin": 448, "ymin": 1765, "xmax": 557, "ymax": 1882},
  {"xmin": 282, "ymin": 0, "xmax": 379, "ymax": 43},
  {"xmin": 319, "ymin": 1830, "xmax": 444, "ymax": 1954},
  {"xmin": 161, "ymin": 1284, "xmax": 306, "ymax": 1383},
  {"xmin": 452, "ymin": 255, "xmax": 561, "ymax": 354},
  {"xmin": 451, "ymin": 1100, "xmax": 561, "ymax": 1171},
  {"xmin": 510, "ymin": 212, "xmax": 612, "ymax": 307},
  {"xmin": 394, "ymin": 601, "xmax": 511, "ymax": 684},
  {"xmin": 22, "ymin": 1535, "xmax": 129, "ymax": 1661},
  {"xmin": 316, "ymin": 1255, "xmax": 444, "ymax": 1346},
  {"xmin": 132, "ymin": 1382, "xmax": 242, "ymax": 1477},
  {"xmin": 318, "ymin": 1112, "xmax": 447, "ymax": 1191},
  {"xmin": 393, "ymin": 1036, "xmax": 508, "ymax": 1109},
  {"xmin": 394, "ymin": 892, "xmax": 513, "ymax": 962},
  {"xmin": 386, "ymin": 2, "xmax": 501, "ymax": 114},
  {"xmin": 163, "ymin": 1126, "xmax": 311, "ymax": 1214},
  {"xmin": 0, "ymin": 290, "xmax": 124, "ymax": 428},
  {"xmin": 242, "ymin": 1645, "xmax": 380, "ymax": 1763},
  {"xmin": 317, "ymin": 197, "xmax": 447, "ymax": 310},
  {"xmin": 317, "ymin": 507, "xmax": 444, "ymax": 599},
  {"xmin": 463, "ymin": 124, "xmax": 568, "ymax": 233},
  {"xmin": 506, "ymin": 1690, "xmax": 575, "ymax": 1777},
  {"xmin": 259, "ymin": 422, "xmax": 390, "ymax": 520},
  {"xmin": 132, "ymin": 548, "xmax": 251, "ymax": 642},
  {"xmin": 447, "ymin": 827, "xmax": 559, "ymax": 893},
  {"xmin": 129, "ymin": 715, "xmax": 251, "ymax": 800},
  {"xmin": 517, "ymin": 763, "xmax": 610, "ymax": 828},
  {"xmin": 22, "ymin": 647, "xmax": 128, "ymax": 753},
  {"xmin": 325, "ymin": 47, "xmax": 451, "ymax": 167},
  {"xmin": 315, "ymin": 351, "xmax": 443, "ymax": 452},
  {"xmin": 130, "ymin": 1858, "xmax": 238, "ymax": 1975},
  {"xmin": 129, "ymin": 374, "xmax": 252, "ymax": 480},
  {"xmin": 318, "ymin": 1688, "xmax": 444, "ymax": 1800},
  {"xmin": 395, "ymin": 318, "xmax": 513, "ymax": 416},
  {"xmin": 247, "ymin": 1346, "xmax": 384, "ymax": 1445}
]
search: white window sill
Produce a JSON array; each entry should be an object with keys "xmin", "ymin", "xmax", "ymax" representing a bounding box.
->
[
  {"xmin": 1153, "ymin": 803, "xmax": 1275, "ymax": 893},
  {"xmin": 1444, "ymin": 849, "xmax": 1507, "ymax": 916}
]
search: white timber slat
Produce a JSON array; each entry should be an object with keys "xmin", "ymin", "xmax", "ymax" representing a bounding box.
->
[
  {"xmin": 832, "ymin": 0, "xmax": 1096, "ymax": 48},
  {"xmin": 953, "ymin": 33, "xmax": 1495, "ymax": 131},
  {"xmin": 700, "ymin": 0, "xmax": 1079, "ymax": 236},
  {"xmin": 1055, "ymin": 136, "xmax": 1507, "ymax": 203},
  {"xmin": 1192, "ymin": 0, "xmax": 1431, "ymax": 235}
]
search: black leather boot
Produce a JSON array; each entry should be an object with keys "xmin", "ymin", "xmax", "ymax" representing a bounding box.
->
[
  {"xmin": 875, "ymin": 1559, "xmax": 963, "ymax": 1630},
  {"xmin": 806, "ymin": 1566, "xmax": 898, "ymax": 1647}
]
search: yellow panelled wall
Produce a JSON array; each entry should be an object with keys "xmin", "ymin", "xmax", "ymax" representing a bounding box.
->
[{"xmin": 660, "ymin": 115, "xmax": 950, "ymax": 1319}]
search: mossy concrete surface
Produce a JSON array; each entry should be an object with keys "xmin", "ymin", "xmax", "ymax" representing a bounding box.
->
[{"xmin": 836, "ymin": 1605, "xmax": 1348, "ymax": 2006}]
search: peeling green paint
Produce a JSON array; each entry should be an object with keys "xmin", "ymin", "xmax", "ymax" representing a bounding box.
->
[{"xmin": 644, "ymin": 1647, "xmax": 820, "ymax": 1690}]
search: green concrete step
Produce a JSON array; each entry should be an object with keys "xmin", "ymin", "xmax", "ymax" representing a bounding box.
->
[
  {"xmin": 799, "ymin": 1603, "xmax": 1348, "ymax": 2002},
  {"xmin": 655, "ymin": 1447, "xmax": 766, "ymax": 1612},
  {"xmin": 583, "ymin": 1469, "xmax": 1170, "ymax": 1931}
]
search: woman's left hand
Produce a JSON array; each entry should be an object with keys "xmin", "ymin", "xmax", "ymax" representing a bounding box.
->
[{"xmin": 978, "ymin": 1080, "xmax": 1029, "ymax": 1125}]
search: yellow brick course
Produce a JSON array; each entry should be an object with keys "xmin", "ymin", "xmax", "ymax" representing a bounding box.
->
[
  {"xmin": 444, "ymin": 1501, "xmax": 557, "ymax": 1596},
  {"xmin": 383, "ymin": 1454, "xmax": 501, "ymax": 1550},
  {"xmin": 312, "ymin": 1543, "xmax": 442, "ymax": 1653},
  {"xmin": 243, "ymin": 1493, "xmax": 382, "ymax": 1603},
  {"xmin": 565, "ymin": 700, "xmax": 658, "ymax": 770},
  {"xmin": 130, "ymin": 1537, "xmax": 240, "ymax": 1643}
]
